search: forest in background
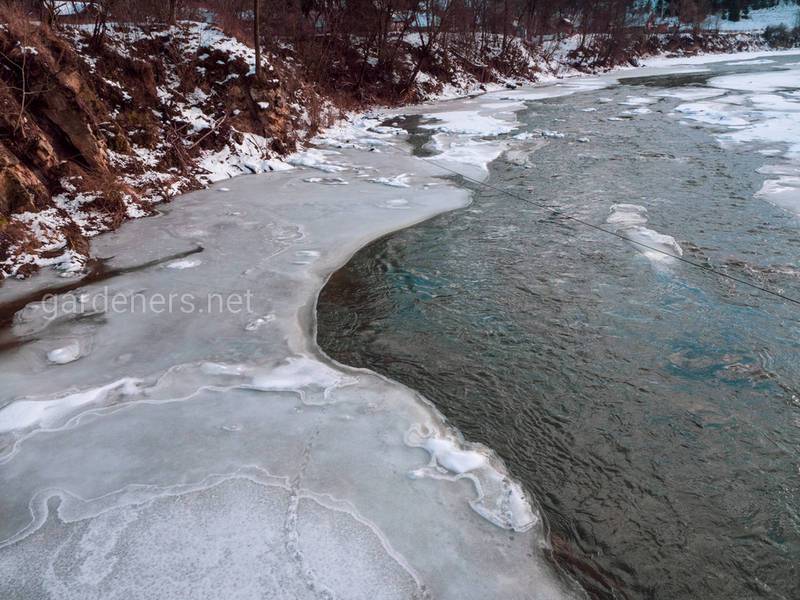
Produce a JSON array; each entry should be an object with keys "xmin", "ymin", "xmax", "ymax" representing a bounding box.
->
[{"xmin": 19, "ymin": 1, "xmax": 800, "ymax": 96}]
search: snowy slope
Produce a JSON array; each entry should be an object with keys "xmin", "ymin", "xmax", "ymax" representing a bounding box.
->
[{"xmin": 706, "ymin": 2, "xmax": 799, "ymax": 32}]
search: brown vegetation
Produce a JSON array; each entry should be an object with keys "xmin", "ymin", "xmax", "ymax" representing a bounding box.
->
[{"xmin": 0, "ymin": 1, "xmax": 793, "ymax": 279}]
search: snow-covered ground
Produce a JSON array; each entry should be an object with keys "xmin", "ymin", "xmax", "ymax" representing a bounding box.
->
[{"xmin": 706, "ymin": 2, "xmax": 800, "ymax": 32}]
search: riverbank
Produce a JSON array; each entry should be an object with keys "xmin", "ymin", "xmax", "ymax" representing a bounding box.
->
[{"xmin": 0, "ymin": 10, "xmax": 793, "ymax": 281}]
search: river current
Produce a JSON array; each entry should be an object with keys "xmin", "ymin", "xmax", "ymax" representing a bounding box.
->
[{"xmin": 318, "ymin": 57, "xmax": 800, "ymax": 598}]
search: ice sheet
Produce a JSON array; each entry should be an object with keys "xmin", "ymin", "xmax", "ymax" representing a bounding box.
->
[
  {"xmin": 0, "ymin": 98, "xmax": 581, "ymax": 598},
  {"xmin": 709, "ymin": 68, "xmax": 800, "ymax": 93}
]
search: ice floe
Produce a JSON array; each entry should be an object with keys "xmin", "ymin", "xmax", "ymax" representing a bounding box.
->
[
  {"xmin": 419, "ymin": 110, "xmax": 517, "ymax": 135},
  {"xmin": 649, "ymin": 87, "xmax": 727, "ymax": 101},
  {"xmin": 607, "ymin": 204, "xmax": 683, "ymax": 263},
  {"xmin": 619, "ymin": 96, "xmax": 656, "ymax": 107},
  {"xmin": 725, "ymin": 58, "xmax": 776, "ymax": 66}
]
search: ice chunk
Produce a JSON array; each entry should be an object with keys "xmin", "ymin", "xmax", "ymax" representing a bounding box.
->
[
  {"xmin": 166, "ymin": 258, "xmax": 202, "ymax": 269},
  {"xmin": 607, "ymin": 203, "xmax": 649, "ymax": 227},
  {"xmin": 303, "ymin": 176, "xmax": 348, "ymax": 185},
  {"xmin": 649, "ymin": 88, "xmax": 726, "ymax": 101},
  {"xmin": 406, "ymin": 425, "xmax": 538, "ymax": 532},
  {"xmin": 421, "ymin": 437, "xmax": 487, "ymax": 473},
  {"xmin": 619, "ymin": 96, "xmax": 656, "ymax": 107},
  {"xmin": 607, "ymin": 203, "xmax": 682, "ymax": 262},
  {"xmin": 624, "ymin": 226, "xmax": 684, "ymax": 262},
  {"xmin": 369, "ymin": 173, "xmax": 411, "ymax": 188},
  {"xmin": 425, "ymin": 134, "xmax": 509, "ymax": 178},
  {"xmin": 247, "ymin": 356, "xmax": 358, "ymax": 404},
  {"xmin": 287, "ymin": 148, "xmax": 348, "ymax": 172},
  {"xmin": 46, "ymin": 341, "xmax": 82, "ymax": 365},
  {"xmin": 673, "ymin": 102, "xmax": 750, "ymax": 127}
]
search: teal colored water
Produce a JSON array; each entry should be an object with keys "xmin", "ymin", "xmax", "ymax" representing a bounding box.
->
[{"xmin": 318, "ymin": 59, "xmax": 800, "ymax": 599}]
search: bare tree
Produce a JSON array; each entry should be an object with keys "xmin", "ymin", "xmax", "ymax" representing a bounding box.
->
[
  {"xmin": 90, "ymin": 0, "xmax": 118, "ymax": 48},
  {"xmin": 254, "ymin": 0, "xmax": 262, "ymax": 80},
  {"xmin": 39, "ymin": 0, "xmax": 60, "ymax": 27}
]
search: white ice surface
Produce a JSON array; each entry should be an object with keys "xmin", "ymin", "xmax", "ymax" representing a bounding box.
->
[
  {"xmin": 639, "ymin": 48, "xmax": 800, "ymax": 69},
  {"xmin": 667, "ymin": 59, "xmax": 800, "ymax": 214},
  {"xmin": 709, "ymin": 68, "xmax": 800, "ymax": 92},
  {"xmin": 419, "ymin": 110, "xmax": 517, "ymax": 135},
  {"xmin": 0, "ymin": 91, "xmax": 583, "ymax": 599}
]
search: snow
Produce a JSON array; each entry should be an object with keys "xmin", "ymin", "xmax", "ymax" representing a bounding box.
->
[
  {"xmin": 705, "ymin": 3, "xmax": 800, "ymax": 32},
  {"xmin": 419, "ymin": 110, "xmax": 517, "ymax": 135},
  {"xmin": 199, "ymin": 132, "xmax": 291, "ymax": 183},
  {"xmin": 709, "ymin": 68, "xmax": 800, "ymax": 92}
]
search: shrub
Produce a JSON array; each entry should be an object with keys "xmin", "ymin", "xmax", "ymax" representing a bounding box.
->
[{"xmin": 763, "ymin": 24, "xmax": 800, "ymax": 48}]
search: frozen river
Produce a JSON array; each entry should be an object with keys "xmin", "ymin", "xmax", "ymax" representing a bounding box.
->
[{"xmin": 2, "ymin": 50, "xmax": 800, "ymax": 598}]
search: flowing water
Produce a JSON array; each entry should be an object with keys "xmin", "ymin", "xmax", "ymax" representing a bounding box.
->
[{"xmin": 318, "ymin": 58, "xmax": 800, "ymax": 598}]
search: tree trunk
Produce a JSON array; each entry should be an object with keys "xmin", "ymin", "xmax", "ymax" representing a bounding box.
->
[
  {"xmin": 169, "ymin": 0, "xmax": 177, "ymax": 25},
  {"xmin": 254, "ymin": 0, "xmax": 262, "ymax": 80}
]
